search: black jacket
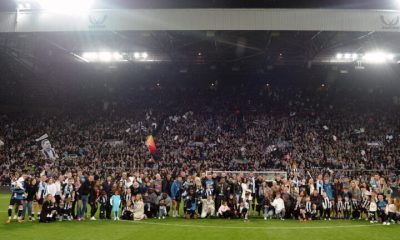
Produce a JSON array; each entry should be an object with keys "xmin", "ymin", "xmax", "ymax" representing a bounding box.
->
[
  {"xmin": 102, "ymin": 181, "xmax": 113, "ymax": 196},
  {"xmin": 79, "ymin": 178, "xmax": 91, "ymax": 196},
  {"xmin": 26, "ymin": 183, "xmax": 38, "ymax": 202}
]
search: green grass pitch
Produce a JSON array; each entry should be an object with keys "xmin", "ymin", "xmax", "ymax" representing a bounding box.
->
[{"xmin": 0, "ymin": 194, "xmax": 398, "ymax": 240}]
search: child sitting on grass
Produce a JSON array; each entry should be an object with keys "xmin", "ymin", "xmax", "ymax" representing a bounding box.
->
[{"xmin": 121, "ymin": 201, "xmax": 133, "ymax": 220}]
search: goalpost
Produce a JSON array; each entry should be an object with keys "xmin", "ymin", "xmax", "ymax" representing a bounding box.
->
[{"xmin": 205, "ymin": 170, "xmax": 287, "ymax": 182}]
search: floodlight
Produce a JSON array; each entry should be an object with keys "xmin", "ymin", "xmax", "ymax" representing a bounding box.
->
[
  {"xmin": 82, "ymin": 52, "xmax": 98, "ymax": 61},
  {"xmin": 142, "ymin": 52, "xmax": 148, "ymax": 59},
  {"xmin": 344, "ymin": 53, "xmax": 351, "ymax": 59},
  {"xmin": 362, "ymin": 51, "xmax": 394, "ymax": 64},
  {"xmin": 387, "ymin": 54, "xmax": 395, "ymax": 60},
  {"xmin": 351, "ymin": 53, "xmax": 358, "ymax": 60},
  {"xmin": 16, "ymin": 1, "xmax": 32, "ymax": 10},
  {"xmin": 37, "ymin": 0, "xmax": 94, "ymax": 12},
  {"xmin": 336, "ymin": 53, "xmax": 343, "ymax": 59},
  {"xmin": 99, "ymin": 52, "xmax": 112, "ymax": 62},
  {"xmin": 113, "ymin": 52, "xmax": 123, "ymax": 61},
  {"xmin": 134, "ymin": 52, "xmax": 140, "ymax": 59}
]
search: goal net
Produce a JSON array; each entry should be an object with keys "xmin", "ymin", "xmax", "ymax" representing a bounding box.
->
[{"xmin": 205, "ymin": 170, "xmax": 287, "ymax": 182}]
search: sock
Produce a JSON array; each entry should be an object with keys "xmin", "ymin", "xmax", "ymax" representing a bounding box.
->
[
  {"xmin": 8, "ymin": 208, "xmax": 12, "ymax": 218},
  {"xmin": 18, "ymin": 209, "xmax": 22, "ymax": 218}
]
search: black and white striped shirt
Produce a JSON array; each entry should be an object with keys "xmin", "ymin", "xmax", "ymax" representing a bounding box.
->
[
  {"xmin": 337, "ymin": 201, "xmax": 343, "ymax": 211},
  {"xmin": 125, "ymin": 193, "xmax": 132, "ymax": 203},
  {"xmin": 352, "ymin": 200, "xmax": 359, "ymax": 209},
  {"xmin": 306, "ymin": 202, "xmax": 312, "ymax": 212},
  {"xmin": 362, "ymin": 199, "xmax": 370, "ymax": 209},
  {"xmin": 206, "ymin": 189, "xmax": 213, "ymax": 197},
  {"xmin": 323, "ymin": 197, "xmax": 331, "ymax": 209},
  {"xmin": 344, "ymin": 201, "xmax": 351, "ymax": 210}
]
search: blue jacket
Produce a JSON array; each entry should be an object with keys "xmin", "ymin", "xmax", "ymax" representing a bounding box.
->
[
  {"xmin": 323, "ymin": 183, "xmax": 333, "ymax": 200},
  {"xmin": 377, "ymin": 200, "xmax": 387, "ymax": 211},
  {"xmin": 170, "ymin": 180, "xmax": 182, "ymax": 199},
  {"xmin": 11, "ymin": 182, "xmax": 25, "ymax": 200},
  {"xmin": 323, "ymin": 176, "xmax": 333, "ymax": 199}
]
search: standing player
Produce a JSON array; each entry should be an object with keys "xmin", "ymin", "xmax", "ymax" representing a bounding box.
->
[
  {"xmin": 63, "ymin": 178, "xmax": 75, "ymax": 220},
  {"xmin": 37, "ymin": 175, "xmax": 48, "ymax": 218},
  {"xmin": 7, "ymin": 174, "xmax": 26, "ymax": 224}
]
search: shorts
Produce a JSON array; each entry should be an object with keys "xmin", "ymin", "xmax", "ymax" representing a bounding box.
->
[
  {"xmin": 9, "ymin": 198, "xmax": 23, "ymax": 206},
  {"xmin": 174, "ymin": 197, "xmax": 181, "ymax": 202}
]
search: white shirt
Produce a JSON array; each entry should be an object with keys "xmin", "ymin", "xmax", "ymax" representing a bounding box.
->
[
  {"xmin": 272, "ymin": 198, "xmax": 285, "ymax": 212},
  {"xmin": 46, "ymin": 183, "xmax": 57, "ymax": 197},
  {"xmin": 55, "ymin": 181, "xmax": 61, "ymax": 196},
  {"xmin": 241, "ymin": 183, "xmax": 249, "ymax": 199},
  {"xmin": 369, "ymin": 201, "xmax": 377, "ymax": 212}
]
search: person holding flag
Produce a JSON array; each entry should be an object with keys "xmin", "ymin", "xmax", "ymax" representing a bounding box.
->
[{"xmin": 146, "ymin": 135, "xmax": 157, "ymax": 155}]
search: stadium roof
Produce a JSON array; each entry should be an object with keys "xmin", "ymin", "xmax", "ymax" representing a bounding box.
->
[
  {"xmin": 0, "ymin": 1, "xmax": 399, "ymax": 76},
  {"xmin": 0, "ymin": 0, "xmax": 400, "ymax": 11}
]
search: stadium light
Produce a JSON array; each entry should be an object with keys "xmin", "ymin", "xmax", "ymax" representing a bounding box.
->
[
  {"xmin": 113, "ymin": 52, "xmax": 123, "ymax": 61},
  {"xmin": 81, "ymin": 51, "xmax": 126, "ymax": 63},
  {"xmin": 334, "ymin": 52, "xmax": 359, "ymax": 62},
  {"xmin": 36, "ymin": 0, "xmax": 94, "ymax": 12},
  {"xmin": 82, "ymin": 52, "xmax": 98, "ymax": 61},
  {"xmin": 18, "ymin": 3, "xmax": 31, "ymax": 10},
  {"xmin": 362, "ymin": 51, "xmax": 395, "ymax": 64},
  {"xmin": 99, "ymin": 52, "xmax": 112, "ymax": 62},
  {"xmin": 134, "ymin": 52, "xmax": 140, "ymax": 59},
  {"xmin": 142, "ymin": 52, "xmax": 148, "ymax": 59},
  {"xmin": 16, "ymin": 0, "xmax": 33, "ymax": 10}
]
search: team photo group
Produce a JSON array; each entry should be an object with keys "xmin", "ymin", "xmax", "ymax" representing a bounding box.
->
[{"xmin": 6, "ymin": 167, "xmax": 400, "ymax": 225}]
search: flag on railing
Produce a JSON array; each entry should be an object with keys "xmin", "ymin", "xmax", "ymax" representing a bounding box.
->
[{"xmin": 146, "ymin": 135, "xmax": 157, "ymax": 154}]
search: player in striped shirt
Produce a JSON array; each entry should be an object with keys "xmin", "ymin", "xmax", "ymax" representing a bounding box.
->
[
  {"xmin": 361, "ymin": 195, "xmax": 371, "ymax": 220},
  {"xmin": 336, "ymin": 195, "xmax": 344, "ymax": 219},
  {"xmin": 305, "ymin": 196, "xmax": 312, "ymax": 220},
  {"xmin": 322, "ymin": 192, "xmax": 331, "ymax": 221},
  {"xmin": 351, "ymin": 197, "xmax": 360, "ymax": 219},
  {"xmin": 344, "ymin": 196, "xmax": 351, "ymax": 219}
]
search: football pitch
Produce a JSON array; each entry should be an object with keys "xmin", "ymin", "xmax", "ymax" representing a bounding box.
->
[{"xmin": 0, "ymin": 194, "xmax": 398, "ymax": 240}]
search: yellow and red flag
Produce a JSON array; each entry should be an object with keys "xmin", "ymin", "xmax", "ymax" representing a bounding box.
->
[{"xmin": 146, "ymin": 135, "xmax": 157, "ymax": 154}]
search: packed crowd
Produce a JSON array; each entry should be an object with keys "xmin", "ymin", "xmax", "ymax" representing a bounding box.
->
[
  {"xmin": 1, "ymin": 81, "xmax": 399, "ymax": 183},
  {"xmin": 1, "ymin": 70, "xmax": 400, "ymax": 225}
]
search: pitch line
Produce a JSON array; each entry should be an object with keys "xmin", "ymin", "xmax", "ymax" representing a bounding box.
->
[{"xmin": 128, "ymin": 220, "xmax": 385, "ymax": 230}]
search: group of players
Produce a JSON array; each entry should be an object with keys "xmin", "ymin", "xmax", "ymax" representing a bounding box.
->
[{"xmin": 5, "ymin": 170, "xmax": 400, "ymax": 225}]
